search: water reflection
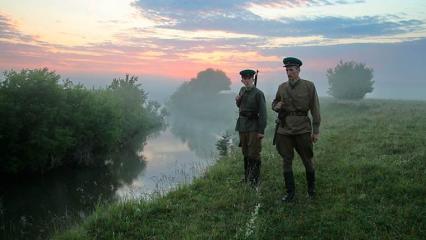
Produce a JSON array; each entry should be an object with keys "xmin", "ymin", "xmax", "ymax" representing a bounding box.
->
[
  {"xmin": 116, "ymin": 129, "xmax": 213, "ymax": 199},
  {"xmin": 115, "ymin": 111, "xmax": 233, "ymax": 199},
  {"xmin": 0, "ymin": 145, "xmax": 146, "ymax": 240},
  {"xmin": 169, "ymin": 110, "xmax": 234, "ymax": 158}
]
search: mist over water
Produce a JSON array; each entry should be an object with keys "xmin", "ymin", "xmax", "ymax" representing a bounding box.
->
[
  {"xmin": 116, "ymin": 115, "xmax": 234, "ymax": 199},
  {"xmin": 117, "ymin": 68, "xmax": 237, "ymax": 197}
]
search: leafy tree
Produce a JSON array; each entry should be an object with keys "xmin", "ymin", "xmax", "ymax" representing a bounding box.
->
[
  {"xmin": 327, "ymin": 61, "xmax": 374, "ymax": 100},
  {"xmin": 107, "ymin": 74, "xmax": 165, "ymax": 143},
  {"xmin": 0, "ymin": 69, "xmax": 165, "ymax": 175},
  {"xmin": 0, "ymin": 68, "xmax": 72, "ymax": 173},
  {"xmin": 188, "ymin": 68, "xmax": 231, "ymax": 95},
  {"xmin": 167, "ymin": 68, "xmax": 234, "ymax": 121}
]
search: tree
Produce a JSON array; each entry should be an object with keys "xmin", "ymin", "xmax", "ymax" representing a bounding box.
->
[
  {"xmin": 0, "ymin": 69, "xmax": 165, "ymax": 175},
  {"xmin": 167, "ymin": 68, "xmax": 233, "ymax": 120},
  {"xmin": 188, "ymin": 68, "xmax": 231, "ymax": 95},
  {"xmin": 327, "ymin": 61, "xmax": 374, "ymax": 100},
  {"xmin": 0, "ymin": 68, "xmax": 73, "ymax": 173}
]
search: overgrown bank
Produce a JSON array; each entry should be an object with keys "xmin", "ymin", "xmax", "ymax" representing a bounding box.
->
[
  {"xmin": 56, "ymin": 99, "xmax": 426, "ymax": 239},
  {"xmin": 0, "ymin": 69, "xmax": 165, "ymax": 176}
]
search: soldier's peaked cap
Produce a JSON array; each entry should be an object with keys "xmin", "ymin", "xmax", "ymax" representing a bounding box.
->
[
  {"xmin": 240, "ymin": 69, "xmax": 256, "ymax": 77},
  {"xmin": 283, "ymin": 57, "xmax": 303, "ymax": 67}
]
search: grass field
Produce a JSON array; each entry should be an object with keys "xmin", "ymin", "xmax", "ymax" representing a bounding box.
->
[{"xmin": 55, "ymin": 98, "xmax": 426, "ymax": 240}]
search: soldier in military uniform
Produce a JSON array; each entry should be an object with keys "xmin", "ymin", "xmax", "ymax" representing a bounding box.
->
[
  {"xmin": 235, "ymin": 69, "xmax": 267, "ymax": 186},
  {"xmin": 272, "ymin": 57, "xmax": 321, "ymax": 202}
]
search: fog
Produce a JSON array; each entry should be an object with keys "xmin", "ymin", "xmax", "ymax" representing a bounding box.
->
[
  {"xmin": 41, "ymin": 39, "xmax": 425, "ymax": 102},
  {"xmin": 58, "ymin": 71, "xmax": 425, "ymax": 105}
]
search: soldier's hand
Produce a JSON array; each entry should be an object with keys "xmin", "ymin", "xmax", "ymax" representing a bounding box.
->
[
  {"xmin": 235, "ymin": 94, "xmax": 241, "ymax": 101},
  {"xmin": 257, "ymin": 133, "xmax": 264, "ymax": 139},
  {"xmin": 273, "ymin": 101, "xmax": 284, "ymax": 111},
  {"xmin": 311, "ymin": 133, "xmax": 319, "ymax": 143}
]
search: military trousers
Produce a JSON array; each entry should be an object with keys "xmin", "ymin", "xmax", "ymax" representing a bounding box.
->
[
  {"xmin": 275, "ymin": 133, "xmax": 314, "ymax": 173},
  {"xmin": 239, "ymin": 132, "xmax": 262, "ymax": 160},
  {"xmin": 239, "ymin": 132, "xmax": 262, "ymax": 183}
]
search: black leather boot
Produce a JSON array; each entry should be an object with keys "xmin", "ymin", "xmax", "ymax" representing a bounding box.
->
[
  {"xmin": 282, "ymin": 171, "xmax": 295, "ymax": 202},
  {"xmin": 246, "ymin": 158, "xmax": 255, "ymax": 186},
  {"xmin": 306, "ymin": 170, "xmax": 316, "ymax": 199},
  {"xmin": 240, "ymin": 157, "xmax": 249, "ymax": 183},
  {"xmin": 243, "ymin": 157, "xmax": 249, "ymax": 182},
  {"xmin": 250, "ymin": 160, "xmax": 261, "ymax": 187}
]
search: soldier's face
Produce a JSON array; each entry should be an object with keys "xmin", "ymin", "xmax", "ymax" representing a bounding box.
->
[
  {"xmin": 241, "ymin": 77, "xmax": 254, "ymax": 87},
  {"xmin": 286, "ymin": 66, "xmax": 300, "ymax": 80}
]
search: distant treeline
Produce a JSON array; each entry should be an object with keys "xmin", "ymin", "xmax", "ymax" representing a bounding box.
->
[{"xmin": 0, "ymin": 68, "xmax": 166, "ymax": 175}]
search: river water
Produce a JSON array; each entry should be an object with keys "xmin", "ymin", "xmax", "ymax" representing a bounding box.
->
[{"xmin": 0, "ymin": 116, "xmax": 232, "ymax": 239}]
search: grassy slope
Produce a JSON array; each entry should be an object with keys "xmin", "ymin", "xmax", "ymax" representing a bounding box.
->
[{"xmin": 55, "ymin": 99, "xmax": 426, "ymax": 240}]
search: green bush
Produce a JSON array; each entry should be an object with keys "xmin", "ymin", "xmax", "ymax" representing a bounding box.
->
[
  {"xmin": 0, "ymin": 69, "xmax": 165, "ymax": 175},
  {"xmin": 327, "ymin": 61, "xmax": 374, "ymax": 100}
]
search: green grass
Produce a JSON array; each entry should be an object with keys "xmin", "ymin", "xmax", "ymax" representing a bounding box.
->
[{"xmin": 55, "ymin": 99, "xmax": 426, "ymax": 240}]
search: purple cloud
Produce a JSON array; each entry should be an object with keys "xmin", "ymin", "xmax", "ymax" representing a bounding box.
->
[{"xmin": 133, "ymin": 0, "xmax": 424, "ymax": 38}]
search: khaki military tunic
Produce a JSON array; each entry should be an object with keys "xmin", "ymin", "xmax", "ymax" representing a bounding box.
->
[{"xmin": 272, "ymin": 79, "xmax": 320, "ymax": 135}]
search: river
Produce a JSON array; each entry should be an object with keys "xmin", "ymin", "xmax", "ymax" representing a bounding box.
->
[{"xmin": 0, "ymin": 116, "xmax": 232, "ymax": 239}]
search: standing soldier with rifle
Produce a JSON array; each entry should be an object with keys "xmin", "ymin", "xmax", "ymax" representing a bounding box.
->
[
  {"xmin": 272, "ymin": 57, "xmax": 321, "ymax": 202},
  {"xmin": 235, "ymin": 69, "xmax": 267, "ymax": 186}
]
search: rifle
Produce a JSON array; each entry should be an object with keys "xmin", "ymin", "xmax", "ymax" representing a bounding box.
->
[{"xmin": 254, "ymin": 70, "xmax": 259, "ymax": 87}]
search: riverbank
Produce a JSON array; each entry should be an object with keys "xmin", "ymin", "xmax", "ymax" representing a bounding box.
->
[{"xmin": 55, "ymin": 99, "xmax": 426, "ymax": 239}]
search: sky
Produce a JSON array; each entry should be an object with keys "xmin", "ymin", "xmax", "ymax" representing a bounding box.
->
[{"xmin": 1, "ymin": 0, "xmax": 426, "ymax": 101}]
